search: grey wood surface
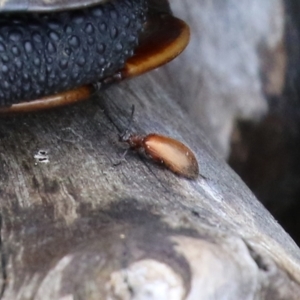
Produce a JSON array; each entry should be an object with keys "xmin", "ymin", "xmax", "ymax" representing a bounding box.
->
[{"xmin": 0, "ymin": 0, "xmax": 300, "ymax": 299}]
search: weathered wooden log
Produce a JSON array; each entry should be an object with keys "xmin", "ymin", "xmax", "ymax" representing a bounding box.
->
[{"xmin": 0, "ymin": 0, "xmax": 300, "ymax": 299}]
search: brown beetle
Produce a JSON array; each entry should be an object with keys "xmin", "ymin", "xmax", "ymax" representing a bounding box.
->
[{"xmin": 119, "ymin": 106, "xmax": 199, "ymax": 179}]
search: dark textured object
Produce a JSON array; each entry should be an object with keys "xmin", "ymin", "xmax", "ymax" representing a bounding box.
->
[
  {"xmin": 0, "ymin": 0, "xmax": 190, "ymax": 112},
  {"xmin": 0, "ymin": 0, "xmax": 147, "ymax": 106}
]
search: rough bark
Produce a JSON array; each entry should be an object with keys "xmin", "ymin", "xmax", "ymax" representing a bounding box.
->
[{"xmin": 0, "ymin": 0, "xmax": 299, "ymax": 299}]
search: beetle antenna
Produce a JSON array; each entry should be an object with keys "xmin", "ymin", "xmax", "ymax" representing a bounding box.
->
[
  {"xmin": 103, "ymin": 101, "xmax": 123, "ymax": 134},
  {"xmin": 119, "ymin": 104, "xmax": 135, "ymax": 141}
]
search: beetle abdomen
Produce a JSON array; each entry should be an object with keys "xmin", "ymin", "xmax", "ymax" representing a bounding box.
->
[
  {"xmin": 143, "ymin": 134, "xmax": 199, "ymax": 179},
  {"xmin": 0, "ymin": 0, "xmax": 147, "ymax": 106}
]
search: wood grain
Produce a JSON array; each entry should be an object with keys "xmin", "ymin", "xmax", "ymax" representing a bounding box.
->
[{"xmin": 0, "ymin": 0, "xmax": 299, "ymax": 299}]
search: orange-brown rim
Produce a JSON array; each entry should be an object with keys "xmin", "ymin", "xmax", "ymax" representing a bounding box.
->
[{"xmin": 0, "ymin": 13, "xmax": 190, "ymax": 114}]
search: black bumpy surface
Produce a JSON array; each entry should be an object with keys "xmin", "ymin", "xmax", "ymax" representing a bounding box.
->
[{"xmin": 0, "ymin": 0, "xmax": 147, "ymax": 106}]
